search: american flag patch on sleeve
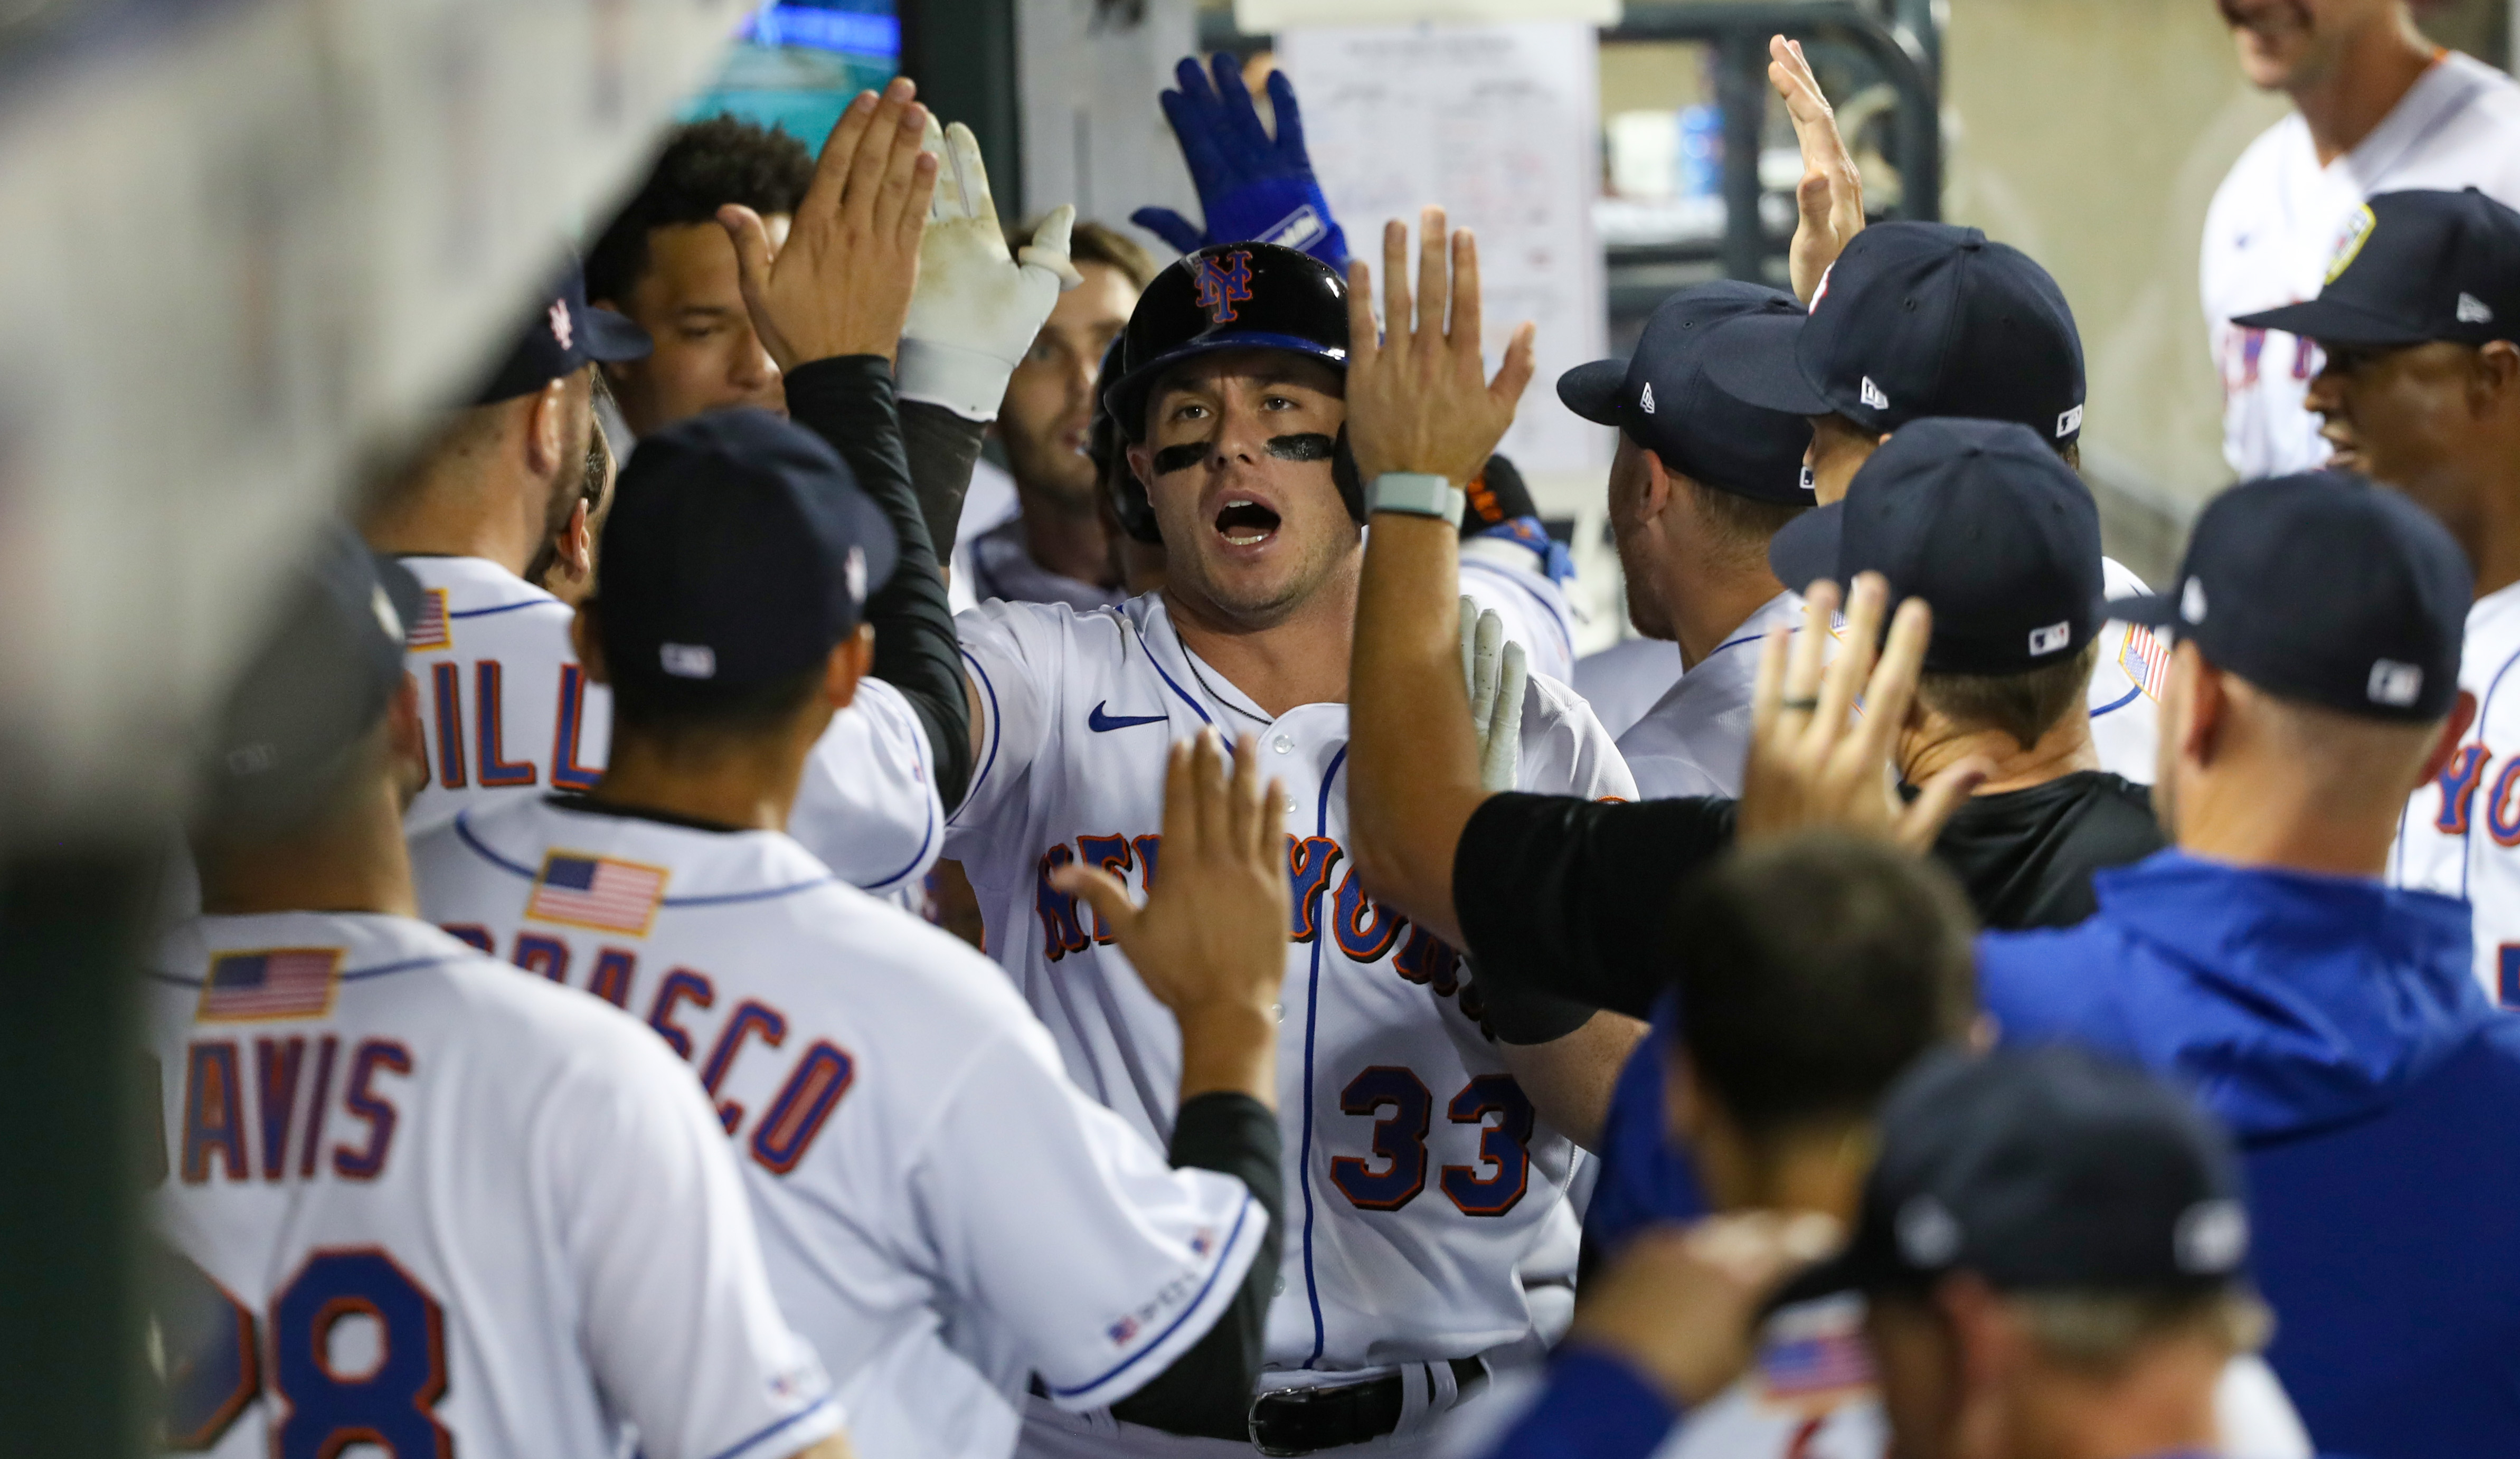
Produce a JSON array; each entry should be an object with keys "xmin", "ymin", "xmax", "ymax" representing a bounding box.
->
[
  {"xmin": 2120, "ymin": 623, "xmax": 2169, "ymax": 700},
  {"xmin": 198, "ymin": 948, "xmax": 342, "ymax": 1022},
  {"xmin": 1760, "ymin": 1328, "xmax": 1874, "ymax": 1398},
  {"xmin": 527, "ymin": 851, "xmax": 668, "ymax": 935},
  {"xmin": 1757, "ymin": 1294, "xmax": 1875, "ymax": 1404},
  {"xmin": 406, "ymin": 588, "xmax": 451, "ymax": 650}
]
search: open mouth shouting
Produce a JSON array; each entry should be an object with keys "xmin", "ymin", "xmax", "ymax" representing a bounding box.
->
[{"xmin": 1214, "ymin": 496, "xmax": 1283, "ymax": 549}]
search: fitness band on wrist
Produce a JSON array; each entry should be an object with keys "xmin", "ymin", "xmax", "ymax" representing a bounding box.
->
[{"xmin": 1367, "ymin": 472, "xmax": 1466, "ymax": 527}]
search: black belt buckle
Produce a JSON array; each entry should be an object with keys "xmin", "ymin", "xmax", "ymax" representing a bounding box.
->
[{"xmin": 1246, "ymin": 1359, "xmax": 1486, "ymax": 1456}]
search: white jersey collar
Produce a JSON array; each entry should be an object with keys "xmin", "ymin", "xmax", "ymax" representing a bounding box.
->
[
  {"xmin": 449, "ymin": 795, "xmax": 837, "ymax": 906},
  {"xmin": 1127, "ymin": 593, "xmax": 1287, "ymax": 730},
  {"xmin": 153, "ymin": 910, "xmax": 479, "ymax": 981},
  {"xmin": 395, "ymin": 553, "xmax": 561, "ymax": 614}
]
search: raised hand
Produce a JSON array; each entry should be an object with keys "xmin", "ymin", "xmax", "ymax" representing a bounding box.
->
[
  {"xmin": 1132, "ymin": 55, "xmax": 1349, "ymax": 268},
  {"xmin": 1052, "ymin": 731, "xmax": 1289, "ymax": 1102},
  {"xmin": 898, "ymin": 115, "xmax": 1082, "ymax": 421},
  {"xmin": 1771, "ymin": 35, "xmax": 1866, "ymax": 305},
  {"xmin": 1737, "ymin": 575, "xmax": 1989, "ymax": 849},
  {"xmin": 1344, "ymin": 209, "xmax": 1538, "ymax": 489},
  {"xmin": 717, "ymin": 78, "xmax": 937, "ymax": 370}
]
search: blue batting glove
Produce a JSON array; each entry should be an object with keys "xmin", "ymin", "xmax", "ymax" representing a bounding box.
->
[{"xmin": 1132, "ymin": 54, "xmax": 1349, "ymax": 270}]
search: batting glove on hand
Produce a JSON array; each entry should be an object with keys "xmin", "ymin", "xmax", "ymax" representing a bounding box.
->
[
  {"xmin": 898, "ymin": 118, "xmax": 1083, "ymax": 421},
  {"xmin": 1460, "ymin": 597, "xmax": 1528, "ymax": 795},
  {"xmin": 1132, "ymin": 55, "xmax": 1349, "ymax": 269}
]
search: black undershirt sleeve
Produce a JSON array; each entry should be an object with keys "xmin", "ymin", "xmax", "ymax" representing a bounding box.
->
[
  {"xmin": 899, "ymin": 398, "xmax": 990, "ymax": 564},
  {"xmin": 1452, "ymin": 793, "xmax": 1740, "ymax": 1021},
  {"xmin": 1108, "ymin": 1092, "xmax": 1283, "ymax": 1438},
  {"xmin": 780, "ymin": 357, "xmax": 975, "ymax": 813}
]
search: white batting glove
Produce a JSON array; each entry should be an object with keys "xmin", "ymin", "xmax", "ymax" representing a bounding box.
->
[
  {"xmin": 897, "ymin": 118, "xmax": 1083, "ymax": 421},
  {"xmin": 1460, "ymin": 596, "xmax": 1528, "ymax": 795}
]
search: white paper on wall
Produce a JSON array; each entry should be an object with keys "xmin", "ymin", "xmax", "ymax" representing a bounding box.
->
[{"xmin": 1279, "ymin": 21, "xmax": 1610, "ymax": 476}]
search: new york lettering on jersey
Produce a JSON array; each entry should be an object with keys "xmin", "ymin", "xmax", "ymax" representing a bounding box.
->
[
  {"xmin": 397, "ymin": 555, "xmax": 943, "ymax": 896},
  {"xmin": 146, "ymin": 911, "xmax": 839, "ymax": 1459},
  {"xmin": 409, "ymin": 797, "xmax": 1270, "ymax": 1456},
  {"xmin": 948, "ymin": 594, "xmax": 1635, "ymax": 1377},
  {"xmin": 2394, "ymin": 582, "xmax": 2520, "ymax": 1004}
]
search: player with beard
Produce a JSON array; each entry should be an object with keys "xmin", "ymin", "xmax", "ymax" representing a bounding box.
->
[
  {"xmin": 952, "ymin": 221, "xmax": 1158, "ymax": 612},
  {"xmin": 812, "ymin": 214, "xmax": 1636, "ymax": 1454}
]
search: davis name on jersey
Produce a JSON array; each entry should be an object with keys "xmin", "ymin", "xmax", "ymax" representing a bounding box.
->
[
  {"xmin": 2202, "ymin": 51, "xmax": 2520, "ymax": 479},
  {"xmin": 948, "ymin": 593, "xmax": 1636, "ymax": 1378},
  {"xmin": 399, "ymin": 554, "xmax": 942, "ymax": 896},
  {"xmin": 2393, "ymin": 579, "xmax": 2520, "ymax": 1005},
  {"xmin": 410, "ymin": 798, "xmax": 1267, "ymax": 1459},
  {"xmin": 148, "ymin": 911, "xmax": 841, "ymax": 1459}
]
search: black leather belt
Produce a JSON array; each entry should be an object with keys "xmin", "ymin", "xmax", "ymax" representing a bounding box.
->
[{"xmin": 1247, "ymin": 1358, "xmax": 1488, "ymax": 1456}]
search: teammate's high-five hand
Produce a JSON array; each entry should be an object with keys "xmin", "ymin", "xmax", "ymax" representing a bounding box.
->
[
  {"xmin": 1344, "ymin": 209, "xmax": 1538, "ymax": 487},
  {"xmin": 718, "ymin": 78, "xmax": 938, "ymax": 369},
  {"xmin": 1738, "ymin": 575, "xmax": 1989, "ymax": 849},
  {"xmin": 896, "ymin": 114, "xmax": 1082, "ymax": 421},
  {"xmin": 1053, "ymin": 730, "xmax": 1289, "ymax": 1106},
  {"xmin": 1772, "ymin": 35, "xmax": 1866, "ymax": 305}
]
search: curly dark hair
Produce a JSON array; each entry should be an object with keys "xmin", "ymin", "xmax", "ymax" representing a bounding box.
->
[{"xmin": 587, "ymin": 115, "xmax": 816, "ymax": 304}]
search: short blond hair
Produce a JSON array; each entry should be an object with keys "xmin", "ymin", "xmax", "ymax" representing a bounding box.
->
[{"xmin": 2013, "ymin": 1286, "xmax": 2273, "ymax": 1376}]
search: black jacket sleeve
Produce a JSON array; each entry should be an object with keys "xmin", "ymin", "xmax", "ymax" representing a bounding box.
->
[
  {"xmin": 1108, "ymin": 1092, "xmax": 1282, "ymax": 1438},
  {"xmin": 1452, "ymin": 793, "xmax": 1740, "ymax": 1020},
  {"xmin": 899, "ymin": 399, "xmax": 990, "ymax": 563},
  {"xmin": 781, "ymin": 357, "xmax": 975, "ymax": 813}
]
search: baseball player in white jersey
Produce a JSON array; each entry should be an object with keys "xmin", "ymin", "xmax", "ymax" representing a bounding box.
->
[
  {"xmin": 155, "ymin": 526, "xmax": 847, "ymax": 1459},
  {"xmin": 2204, "ymin": 1, "xmax": 2520, "ymax": 479},
  {"xmin": 411, "ymin": 402, "xmax": 1297, "ymax": 1458},
  {"xmin": 371, "ymin": 260, "xmax": 945, "ymax": 897},
  {"xmin": 910, "ymin": 229, "xmax": 1632, "ymax": 1454},
  {"xmin": 2237, "ymin": 186, "xmax": 2520, "ymax": 1002}
]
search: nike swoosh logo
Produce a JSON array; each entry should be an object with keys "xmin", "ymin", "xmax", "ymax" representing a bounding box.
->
[{"xmin": 1088, "ymin": 702, "xmax": 1168, "ymax": 733}]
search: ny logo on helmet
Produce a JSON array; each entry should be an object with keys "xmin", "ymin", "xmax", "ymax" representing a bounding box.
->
[{"xmin": 1195, "ymin": 251, "xmax": 1255, "ymax": 324}]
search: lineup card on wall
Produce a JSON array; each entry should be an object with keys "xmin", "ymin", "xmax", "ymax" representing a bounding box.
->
[{"xmin": 1279, "ymin": 21, "xmax": 1609, "ymax": 476}]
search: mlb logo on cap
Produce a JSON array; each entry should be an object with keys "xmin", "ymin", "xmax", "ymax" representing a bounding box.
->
[{"xmin": 2368, "ymin": 659, "xmax": 2424, "ymax": 708}]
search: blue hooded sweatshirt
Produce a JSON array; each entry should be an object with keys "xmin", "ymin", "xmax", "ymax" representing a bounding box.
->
[
  {"xmin": 1978, "ymin": 849, "xmax": 2520, "ymax": 1459},
  {"xmin": 1582, "ymin": 848, "xmax": 2520, "ymax": 1457}
]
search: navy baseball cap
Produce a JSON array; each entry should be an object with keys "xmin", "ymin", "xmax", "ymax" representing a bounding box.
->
[
  {"xmin": 201, "ymin": 523, "xmax": 426, "ymax": 828},
  {"xmin": 474, "ymin": 258, "xmax": 654, "ymax": 404},
  {"xmin": 1779, "ymin": 1046, "xmax": 2253, "ymax": 1306},
  {"xmin": 1768, "ymin": 418, "xmax": 2104, "ymax": 675},
  {"xmin": 1103, "ymin": 242, "xmax": 1350, "ymax": 440},
  {"xmin": 1703, "ymin": 223, "xmax": 2088, "ymax": 446},
  {"xmin": 595, "ymin": 409, "xmax": 899, "ymax": 698},
  {"xmin": 2233, "ymin": 188, "xmax": 2520, "ymax": 348},
  {"xmin": 1557, "ymin": 281, "xmax": 1815, "ymax": 504},
  {"xmin": 2111, "ymin": 470, "xmax": 2469, "ymax": 722}
]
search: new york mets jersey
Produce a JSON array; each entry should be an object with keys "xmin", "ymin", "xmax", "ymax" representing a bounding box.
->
[
  {"xmin": 1613, "ymin": 562, "xmax": 2162, "ymax": 803},
  {"xmin": 398, "ymin": 555, "xmax": 941, "ymax": 896},
  {"xmin": 946, "ymin": 592, "xmax": 1635, "ymax": 1384},
  {"xmin": 2203, "ymin": 51, "xmax": 2520, "ymax": 479},
  {"xmin": 2091, "ymin": 556, "xmax": 2164, "ymax": 785},
  {"xmin": 147, "ymin": 911, "xmax": 841, "ymax": 1459},
  {"xmin": 2393, "ymin": 579, "xmax": 2520, "ymax": 1004},
  {"xmin": 409, "ymin": 798, "xmax": 1267, "ymax": 1459},
  {"xmin": 1459, "ymin": 534, "xmax": 1577, "ymax": 686}
]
